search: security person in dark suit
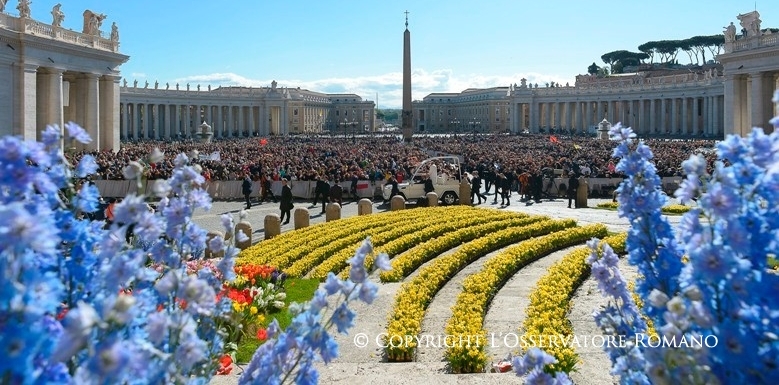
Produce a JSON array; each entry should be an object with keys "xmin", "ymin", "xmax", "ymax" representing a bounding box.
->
[
  {"xmin": 568, "ymin": 172, "xmax": 579, "ymax": 208},
  {"xmin": 315, "ymin": 177, "xmax": 331, "ymax": 214},
  {"xmin": 242, "ymin": 173, "xmax": 253, "ymax": 209},
  {"xmin": 470, "ymin": 171, "xmax": 487, "ymax": 204}
]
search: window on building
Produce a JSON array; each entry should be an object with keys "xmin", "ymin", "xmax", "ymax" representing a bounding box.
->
[{"xmin": 294, "ymin": 109, "xmax": 298, "ymax": 116}]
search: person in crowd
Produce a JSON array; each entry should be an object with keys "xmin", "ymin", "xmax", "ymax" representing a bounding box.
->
[
  {"xmin": 423, "ymin": 173, "xmax": 435, "ymax": 195},
  {"xmin": 242, "ymin": 172, "xmax": 253, "ymax": 209},
  {"xmin": 330, "ymin": 179, "xmax": 343, "ymax": 205},
  {"xmin": 313, "ymin": 175, "xmax": 330, "ymax": 214},
  {"xmin": 568, "ymin": 172, "xmax": 580, "ymax": 209},
  {"xmin": 386, "ymin": 175, "xmax": 400, "ymax": 204},
  {"xmin": 500, "ymin": 172, "xmax": 512, "ymax": 206},
  {"xmin": 261, "ymin": 174, "xmax": 276, "ymax": 203},
  {"xmin": 350, "ymin": 172, "xmax": 360, "ymax": 202},
  {"xmin": 279, "ymin": 178, "xmax": 293, "ymax": 225},
  {"xmin": 470, "ymin": 171, "xmax": 486, "ymax": 205}
]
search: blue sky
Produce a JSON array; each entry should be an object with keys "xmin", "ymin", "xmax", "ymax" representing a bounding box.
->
[{"xmin": 20, "ymin": 0, "xmax": 779, "ymax": 108}]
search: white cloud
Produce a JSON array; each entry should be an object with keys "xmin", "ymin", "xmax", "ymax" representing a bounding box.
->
[
  {"xmin": 130, "ymin": 72, "xmax": 147, "ymax": 78},
  {"xmin": 173, "ymin": 69, "xmax": 572, "ymax": 109}
]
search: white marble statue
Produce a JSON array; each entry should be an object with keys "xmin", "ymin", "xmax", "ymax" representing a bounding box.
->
[
  {"xmin": 110, "ymin": 22, "xmax": 119, "ymax": 42},
  {"xmin": 83, "ymin": 10, "xmax": 106, "ymax": 35},
  {"xmin": 724, "ymin": 22, "xmax": 737, "ymax": 42},
  {"xmin": 738, "ymin": 11, "xmax": 762, "ymax": 38},
  {"xmin": 17, "ymin": 0, "xmax": 31, "ymax": 18},
  {"xmin": 51, "ymin": 3, "xmax": 64, "ymax": 27}
]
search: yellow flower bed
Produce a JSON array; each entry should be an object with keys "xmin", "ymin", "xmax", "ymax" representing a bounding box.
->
[
  {"xmin": 292, "ymin": 209, "xmax": 487, "ymax": 278},
  {"xmin": 661, "ymin": 204, "xmax": 691, "ymax": 214},
  {"xmin": 332, "ymin": 210, "xmax": 527, "ymax": 280},
  {"xmin": 519, "ymin": 233, "xmax": 626, "ymax": 373},
  {"xmin": 384, "ymin": 218, "xmax": 577, "ymax": 362},
  {"xmin": 445, "ymin": 224, "xmax": 610, "ymax": 373},
  {"xmin": 595, "ymin": 201, "xmax": 691, "ymax": 215},
  {"xmin": 379, "ymin": 215, "xmax": 547, "ymax": 282},
  {"xmin": 241, "ymin": 206, "xmax": 461, "ymax": 268},
  {"xmin": 596, "ymin": 201, "xmax": 619, "ymax": 209}
]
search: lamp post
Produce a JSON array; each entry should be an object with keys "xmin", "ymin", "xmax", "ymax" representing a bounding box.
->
[
  {"xmin": 450, "ymin": 118, "xmax": 460, "ymax": 133},
  {"xmin": 468, "ymin": 120, "xmax": 481, "ymax": 134}
]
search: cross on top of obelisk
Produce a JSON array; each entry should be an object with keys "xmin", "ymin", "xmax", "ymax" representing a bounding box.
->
[{"xmin": 404, "ymin": 10, "xmax": 409, "ymax": 29}]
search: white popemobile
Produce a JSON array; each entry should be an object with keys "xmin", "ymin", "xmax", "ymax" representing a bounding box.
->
[{"xmin": 382, "ymin": 155, "xmax": 464, "ymax": 205}]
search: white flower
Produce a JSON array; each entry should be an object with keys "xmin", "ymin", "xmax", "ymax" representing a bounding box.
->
[
  {"xmin": 149, "ymin": 147, "xmax": 164, "ymax": 164},
  {"xmin": 273, "ymin": 301, "xmax": 285, "ymax": 309},
  {"xmin": 648, "ymin": 289, "xmax": 670, "ymax": 308},
  {"xmin": 682, "ymin": 285, "xmax": 702, "ymax": 301},
  {"xmin": 666, "ymin": 296, "xmax": 686, "ymax": 316},
  {"xmin": 122, "ymin": 161, "xmax": 144, "ymax": 180}
]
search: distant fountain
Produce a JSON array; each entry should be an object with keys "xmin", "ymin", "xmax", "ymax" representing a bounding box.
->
[{"xmin": 197, "ymin": 121, "xmax": 213, "ymax": 143}]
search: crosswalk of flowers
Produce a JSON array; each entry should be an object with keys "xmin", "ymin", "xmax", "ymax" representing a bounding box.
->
[
  {"xmin": 384, "ymin": 218, "xmax": 577, "ymax": 362},
  {"xmin": 514, "ymin": 233, "xmax": 626, "ymax": 374},
  {"xmin": 239, "ymin": 206, "xmax": 461, "ymax": 267},
  {"xmin": 444, "ymin": 224, "xmax": 610, "ymax": 373},
  {"xmin": 378, "ymin": 215, "xmax": 547, "ymax": 282},
  {"xmin": 334, "ymin": 211, "xmax": 532, "ymax": 281},
  {"xmin": 287, "ymin": 209, "xmax": 486, "ymax": 278}
]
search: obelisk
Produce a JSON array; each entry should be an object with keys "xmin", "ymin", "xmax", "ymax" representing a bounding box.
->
[{"xmin": 401, "ymin": 11, "xmax": 413, "ymax": 143}]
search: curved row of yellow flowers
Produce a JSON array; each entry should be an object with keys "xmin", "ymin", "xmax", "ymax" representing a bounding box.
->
[
  {"xmin": 444, "ymin": 224, "xmax": 610, "ymax": 373},
  {"xmin": 384, "ymin": 218, "xmax": 577, "ymax": 362},
  {"xmin": 288, "ymin": 209, "xmax": 485, "ymax": 278},
  {"xmin": 379, "ymin": 215, "xmax": 547, "ymax": 282},
  {"xmin": 331, "ymin": 210, "xmax": 526, "ymax": 280},
  {"xmin": 518, "ymin": 233, "xmax": 627, "ymax": 373},
  {"xmin": 240, "ymin": 206, "xmax": 463, "ymax": 267},
  {"xmin": 595, "ymin": 201, "xmax": 691, "ymax": 215}
]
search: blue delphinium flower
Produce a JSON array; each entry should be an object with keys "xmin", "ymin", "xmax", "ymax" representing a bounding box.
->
[
  {"xmin": 239, "ymin": 238, "xmax": 389, "ymax": 384},
  {"xmin": 580, "ymin": 102, "xmax": 779, "ymax": 385},
  {"xmin": 0, "ymin": 124, "xmax": 236, "ymax": 384}
]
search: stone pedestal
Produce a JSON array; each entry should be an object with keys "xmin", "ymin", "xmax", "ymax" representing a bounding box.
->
[
  {"xmin": 326, "ymin": 203, "xmax": 341, "ymax": 222},
  {"xmin": 426, "ymin": 192, "xmax": 438, "ymax": 207},
  {"xmin": 294, "ymin": 208, "xmax": 310, "ymax": 230},
  {"xmin": 390, "ymin": 195, "xmax": 405, "ymax": 211},
  {"xmin": 576, "ymin": 177, "xmax": 589, "ymax": 208},
  {"xmin": 358, "ymin": 199, "xmax": 373, "ymax": 215},
  {"xmin": 205, "ymin": 231, "xmax": 225, "ymax": 258},
  {"xmin": 234, "ymin": 221, "xmax": 252, "ymax": 250},
  {"xmin": 264, "ymin": 214, "xmax": 281, "ymax": 240},
  {"xmin": 459, "ymin": 179, "xmax": 472, "ymax": 205}
]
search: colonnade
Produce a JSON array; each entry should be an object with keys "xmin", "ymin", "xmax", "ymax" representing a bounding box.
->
[
  {"xmin": 119, "ymin": 103, "xmax": 285, "ymax": 140},
  {"xmin": 515, "ymin": 94, "xmax": 725, "ymax": 137},
  {"xmin": 723, "ymin": 71, "xmax": 779, "ymax": 136}
]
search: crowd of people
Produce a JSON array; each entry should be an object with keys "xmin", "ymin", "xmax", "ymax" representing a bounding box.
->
[{"xmin": 65, "ymin": 133, "xmax": 719, "ymax": 190}]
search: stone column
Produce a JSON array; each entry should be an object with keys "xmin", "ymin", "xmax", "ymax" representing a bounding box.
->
[
  {"xmin": 99, "ymin": 75, "xmax": 120, "ymax": 151},
  {"xmin": 121, "ymin": 103, "xmax": 128, "ymax": 140},
  {"xmin": 390, "ymin": 195, "xmax": 405, "ymax": 211},
  {"xmin": 544, "ymin": 102, "xmax": 552, "ymax": 133},
  {"xmin": 692, "ymin": 97, "xmax": 700, "ymax": 136},
  {"xmin": 131, "ymin": 104, "xmax": 139, "ymax": 140},
  {"xmin": 670, "ymin": 98, "xmax": 679, "ymax": 135},
  {"xmin": 358, "ymin": 199, "xmax": 373, "ymax": 215},
  {"xmin": 227, "ymin": 106, "xmax": 234, "ymax": 137},
  {"xmin": 608, "ymin": 101, "xmax": 616, "ymax": 123},
  {"xmin": 183, "ymin": 104, "xmax": 191, "ymax": 138},
  {"xmin": 576, "ymin": 101, "xmax": 584, "ymax": 133},
  {"xmin": 78, "ymin": 73, "xmax": 100, "ymax": 150},
  {"xmin": 723, "ymin": 74, "xmax": 741, "ymax": 136},
  {"xmin": 681, "ymin": 97, "xmax": 689, "ymax": 136},
  {"xmin": 585, "ymin": 101, "xmax": 593, "ymax": 131},
  {"xmin": 249, "ymin": 106, "xmax": 256, "ymax": 135},
  {"xmin": 37, "ymin": 68, "xmax": 64, "ymax": 138},
  {"xmin": 532, "ymin": 103, "xmax": 539, "ymax": 131},
  {"xmin": 206, "ymin": 105, "xmax": 212, "ymax": 128},
  {"xmin": 147, "ymin": 103, "xmax": 155, "ymax": 139},
  {"xmin": 713, "ymin": 95, "xmax": 721, "ymax": 137},
  {"xmin": 173, "ymin": 105, "xmax": 180, "ymax": 138},
  {"xmin": 15, "ymin": 63, "xmax": 38, "ymax": 140},
  {"xmin": 216, "ymin": 106, "xmax": 223, "ymax": 138},
  {"xmin": 649, "ymin": 99, "xmax": 657, "ymax": 134}
]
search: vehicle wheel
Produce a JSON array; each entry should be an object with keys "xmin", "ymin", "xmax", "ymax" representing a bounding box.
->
[{"xmin": 441, "ymin": 191, "xmax": 457, "ymax": 206}]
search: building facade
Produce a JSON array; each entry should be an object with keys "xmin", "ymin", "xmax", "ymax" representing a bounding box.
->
[
  {"xmin": 413, "ymin": 87, "xmax": 512, "ymax": 133},
  {"xmin": 413, "ymin": 11, "xmax": 779, "ymax": 139},
  {"xmin": 0, "ymin": 4, "xmax": 128, "ymax": 151},
  {"xmin": 119, "ymin": 82, "xmax": 375, "ymax": 140}
]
